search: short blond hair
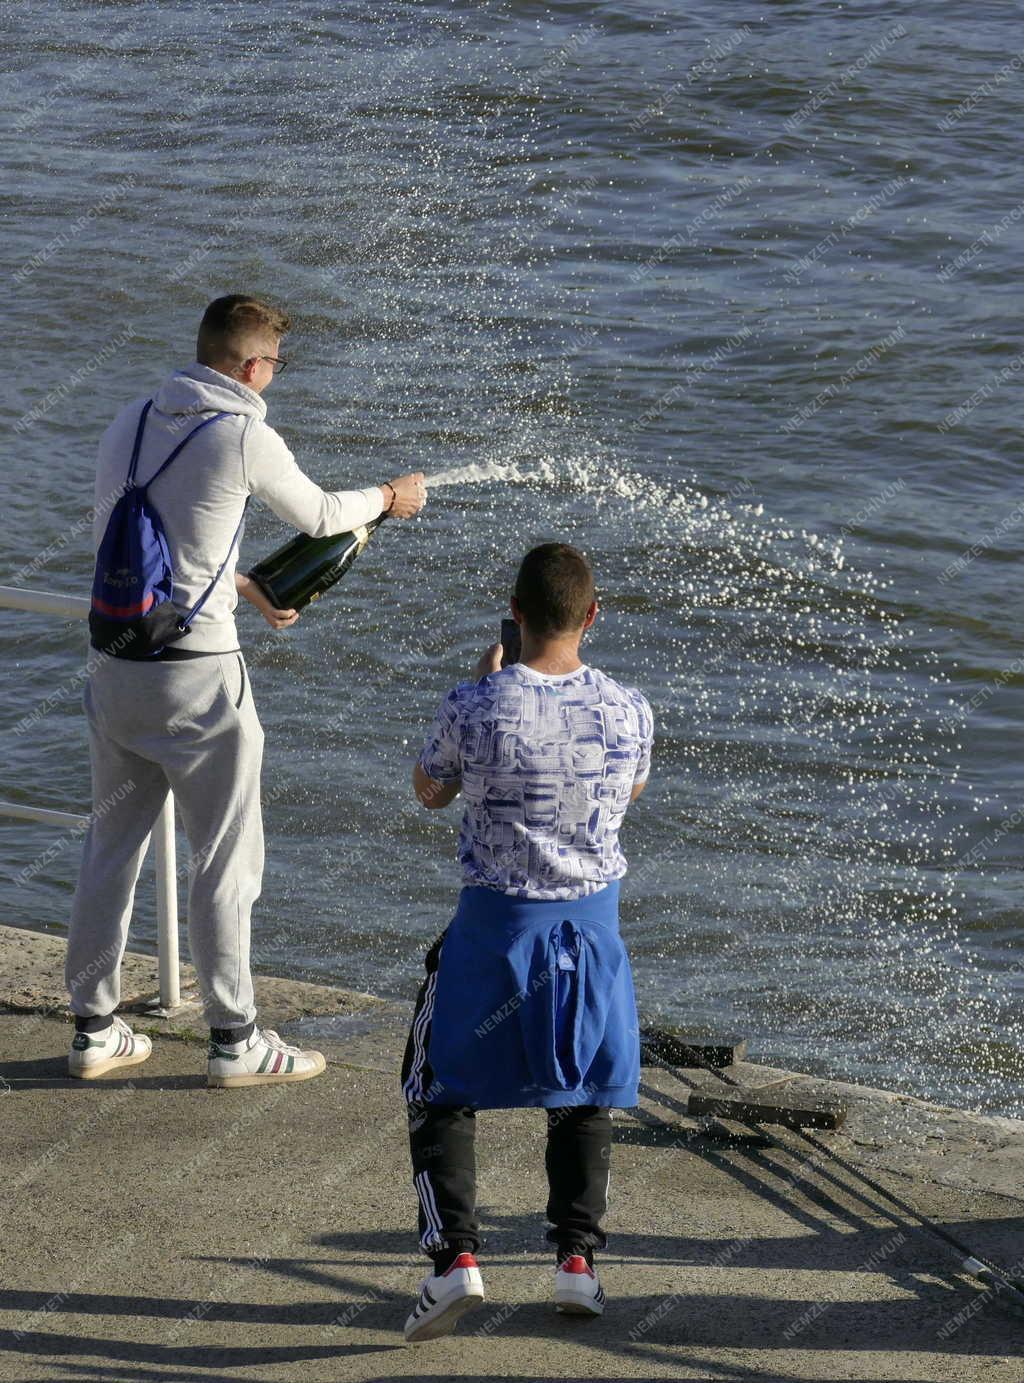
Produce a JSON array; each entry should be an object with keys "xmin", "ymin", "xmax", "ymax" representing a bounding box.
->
[{"xmin": 197, "ymin": 294, "xmax": 291, "ymax": 366}]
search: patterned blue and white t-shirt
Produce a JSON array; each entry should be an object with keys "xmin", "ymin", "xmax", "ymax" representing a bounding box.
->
[{"xmin": 419, "ymin": 663, "xmax": 654, "ymax": 900}]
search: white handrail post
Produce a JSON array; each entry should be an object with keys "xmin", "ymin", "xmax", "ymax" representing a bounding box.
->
[{"xmin": 153, "ymin": 792, "xmax": 180, "ymax": 1010}]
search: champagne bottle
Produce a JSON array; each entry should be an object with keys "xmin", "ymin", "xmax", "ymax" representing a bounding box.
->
[{"xmin": 246, "ymin": 515, "xmax": 385, "ymax": 611}]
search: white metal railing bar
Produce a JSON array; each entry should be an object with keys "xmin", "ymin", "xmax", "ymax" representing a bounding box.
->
[
  {"xmin": 0, "ymin": 801, "xmax": 89, "ymax": 829},
  {"xmin": 0, "ymin": 585, "xmax": 90, "ymax": 618},
  {"xmin": 0, "ymin": 584, "xmax": 181, "ymax": 1009}
]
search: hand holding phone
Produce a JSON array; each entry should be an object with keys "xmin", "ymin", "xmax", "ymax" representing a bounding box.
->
[{"xmin": 500, "ymin": 618, "xmax": 522, "ymax": 667}]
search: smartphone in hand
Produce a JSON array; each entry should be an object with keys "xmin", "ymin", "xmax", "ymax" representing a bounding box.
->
[{"xmin": 500, "ymin": 618, "xmax": 521, "ymax": 667}]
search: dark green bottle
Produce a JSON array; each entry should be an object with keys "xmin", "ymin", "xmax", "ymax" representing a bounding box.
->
[{"xmin": 246, "ymin": 514, "xmax": 385, "ymax": 611}]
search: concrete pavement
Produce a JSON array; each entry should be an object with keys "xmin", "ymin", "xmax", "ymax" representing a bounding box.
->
[{"xmin": 0, "ymin": 926, "xmax": 1022, "ymax": 1381}]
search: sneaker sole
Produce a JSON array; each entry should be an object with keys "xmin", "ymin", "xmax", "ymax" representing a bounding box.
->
[
  {"xmin": 68, "ymin": 1046, "xmax": 152, "ymax": 1079},
  {"xmin": 555, "ymin": 1293, "xmax": 604, "ymax": 1316},
  {"xmin": 207, "ymin": 1052, "xmax": 327, "ymax": 1089},
  {"xmin": 404, "ymin": 1289, "xmax": 485, "ymax": 1343}
]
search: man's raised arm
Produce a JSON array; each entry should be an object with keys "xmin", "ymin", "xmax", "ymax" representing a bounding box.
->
[
  {"xmin": 413, "ymin": 762, "xmax": 461, "ymax": 809},
  {"xmin": 411, "ymin": 644, "xmax": 502, "ymax": 810},
  {"xmin": 243, "ymin": 422, "xmax": 425, "ymax": 536}
]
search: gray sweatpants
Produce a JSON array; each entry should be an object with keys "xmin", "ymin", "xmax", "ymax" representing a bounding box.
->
[{"xmin": 66, "ymin": 650, "xmax": 264, "ymax": 1029}]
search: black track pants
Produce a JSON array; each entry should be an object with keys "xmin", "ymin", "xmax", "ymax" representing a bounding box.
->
[
  {"xmin": 406, "ymin": 1099, "xmax": 612, "ymax": 1258},
  {"xmin": 401, "ymin": 930, "xmax": 612, "ymax": 1258}
]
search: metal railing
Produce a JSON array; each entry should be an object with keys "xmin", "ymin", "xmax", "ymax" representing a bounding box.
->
[{"xmin": 0, "ymin": 584, "xmax": 181, "ymax": 1009}]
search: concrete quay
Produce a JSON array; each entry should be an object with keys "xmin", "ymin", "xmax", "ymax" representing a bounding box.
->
[{"xmin": 1, "ymin": 922, "xmax": 1021, "ymax": 1382}]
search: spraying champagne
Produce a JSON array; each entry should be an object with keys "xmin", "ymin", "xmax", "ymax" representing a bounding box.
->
[{"xmin": 245, "ymin": 471, "xmax": 426, "ymax": 614}]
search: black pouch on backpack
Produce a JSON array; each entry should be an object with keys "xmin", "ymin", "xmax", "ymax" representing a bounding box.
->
[{"xmin": 88, "ymin": 605, "xmax": 192, "ymax": 660}]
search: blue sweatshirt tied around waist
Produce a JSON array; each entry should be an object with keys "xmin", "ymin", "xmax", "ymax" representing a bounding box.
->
[{"xmin": 421, "ymin": 880, "xmax": 640, "ymax": 1110}]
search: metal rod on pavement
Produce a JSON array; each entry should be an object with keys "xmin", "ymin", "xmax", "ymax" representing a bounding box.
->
[{"xmin": 153, "ymin": 793, "xmax": 180, "ymax": 1011}]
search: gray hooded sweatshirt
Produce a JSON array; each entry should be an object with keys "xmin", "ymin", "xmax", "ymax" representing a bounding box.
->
[{"xmin": 92, "ymin": 363, "xmax": 384, "ymax": 653}]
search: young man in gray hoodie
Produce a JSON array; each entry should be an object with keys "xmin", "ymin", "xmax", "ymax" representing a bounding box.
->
[{"xmin": 66, "ymin": 294, "xmax": 426, "ymax": 1086}]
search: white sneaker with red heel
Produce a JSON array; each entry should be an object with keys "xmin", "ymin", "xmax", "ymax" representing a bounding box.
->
[
  {"xmin": 207, "ymin": 1027, "xmax": 326, "ymax": 1088},
  {"xmin": 554, "ymin": 1254, "xmax": 606, "ymax": 1315},
  {"xmin": 404, "ymin": 1252, "xmax": 485, "ymax": 1342}
]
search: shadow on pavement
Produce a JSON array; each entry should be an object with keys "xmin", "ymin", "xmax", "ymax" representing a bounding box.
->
[{"xmin": 0, "ymin": 1052, "xmax": 208, "ymax": 1091}]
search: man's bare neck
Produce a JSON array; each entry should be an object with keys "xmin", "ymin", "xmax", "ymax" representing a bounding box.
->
[{"xmin": 519, "ymin": 636, "xmax": 585, "ymax": 675}]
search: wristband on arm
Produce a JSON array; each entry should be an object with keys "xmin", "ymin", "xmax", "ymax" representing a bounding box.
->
[{"xmin": 382, "ymin": 481, "xmax": 396, "ymax": 514}]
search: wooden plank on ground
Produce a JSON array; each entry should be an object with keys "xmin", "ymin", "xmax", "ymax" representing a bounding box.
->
[
  {"xmin": 640, "ymin": 1025, "xmax": 748, "ymax": 1068},
  {"xmin": 686, "ymin": 1087, "xmax": 846, "ymax": 1130}
]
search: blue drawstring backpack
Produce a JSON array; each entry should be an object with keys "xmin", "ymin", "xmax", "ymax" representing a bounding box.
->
[{"xmin": 89, "ymin": 399, "xmax": 246, "ymax": 659}]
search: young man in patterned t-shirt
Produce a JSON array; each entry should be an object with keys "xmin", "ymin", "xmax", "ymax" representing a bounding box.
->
[{"xmin": 401, "ymin": 542, "xmax": 653, "ymax": 1341}]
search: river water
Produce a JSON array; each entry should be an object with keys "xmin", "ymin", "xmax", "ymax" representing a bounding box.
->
[{"xmin": 2, "ymin": 1, "xmax": 1022, "ymax": 1115}]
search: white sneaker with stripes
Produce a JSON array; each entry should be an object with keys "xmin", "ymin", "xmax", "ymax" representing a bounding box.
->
[
  {"xmin": 404, "ymin": 1252, "xmax": 485, "ymax": 1342},
  {"xmin": 207, "ymin": 1027, "xmax": 326, "ymax": 1089},
  {"xmin": 68, "ymin": 1017, "xmax": 152, "ymax": 1079},
  {"xmin": 554, "ymin": 1254, "xmax": 606, "ymax": 1315}
]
